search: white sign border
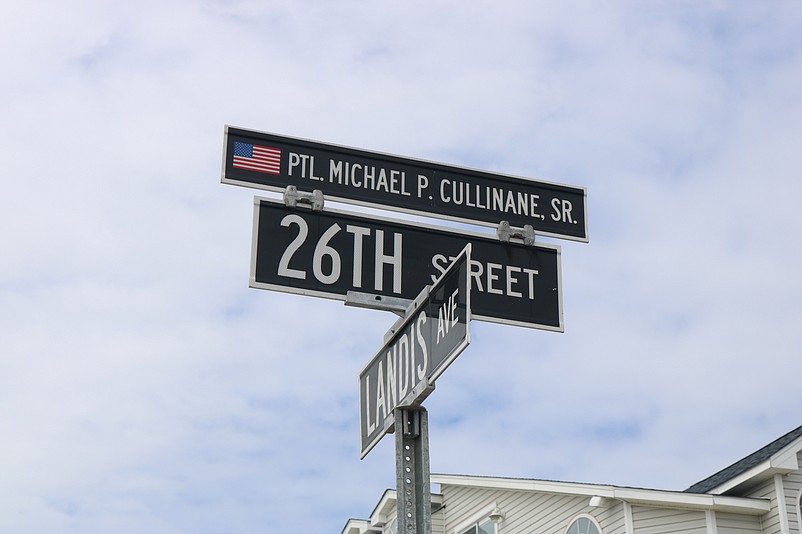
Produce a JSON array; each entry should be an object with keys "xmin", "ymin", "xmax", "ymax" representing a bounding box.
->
[
  {"xmin": 249, "ymin": 195, "xmax": 564, "ymax": 332},
  {"xmin": 225, "ymin": 125, "xmax": 589, "ymax": 243}
]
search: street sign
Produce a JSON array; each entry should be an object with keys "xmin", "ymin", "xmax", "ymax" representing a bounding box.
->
[
  {"xmin": 250, "ymin": 197, "xmax": 562, "ymax": 331},
  {"xmin": 359, "ymin": 245, "xmax": 471, "ymax": 458},
  {"xmin": 224, "ymin": 126, "xmax": 588, "ymax": 242}
]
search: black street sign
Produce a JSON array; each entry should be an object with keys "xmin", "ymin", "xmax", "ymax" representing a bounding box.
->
[
  {"xmin": 250, "ymin": 197, "xmax": 562, "ymax": 331},
  {"xmin": 359, "ymin": 246, "xmax": 471, "ymax": 458},
  {"xmin": 224, "ymin": 126, "xmax": 588, "ymax": 242}
]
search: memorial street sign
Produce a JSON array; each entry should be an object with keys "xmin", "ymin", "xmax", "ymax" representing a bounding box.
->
[
  {"xmin": 224, "ymin": 126, "xmax": 588, "ymax": 242},
  {"xmin": 250, "ymin": 197, "xmax": 562, "ymax": 331},
  {"xmin": 359, "ymin": 245, "xmax": 471, "ymax": 458}
]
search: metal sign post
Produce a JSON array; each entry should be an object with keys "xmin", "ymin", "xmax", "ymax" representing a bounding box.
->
[
  {"xmin": 359, "ymin": 245, "xmax": 471, "ymax": 534},
  {"xmin": 396, "ymin": 407, "xmax": 431, "ymax": 534}
]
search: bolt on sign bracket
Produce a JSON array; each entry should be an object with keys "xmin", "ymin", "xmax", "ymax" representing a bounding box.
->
[
  {"xmin": 497, "ymin": 220, "xmax": 535, "ymax": 246},
  {"xmin": 283, "ymin": 185, "xmax": 324, "ymax": 211}
]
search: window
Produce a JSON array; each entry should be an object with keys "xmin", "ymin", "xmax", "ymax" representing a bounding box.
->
[
  {"xmin": 459, "ymin": 517, "xmax": 496, "ymax": 534},
  {"xmin": 454, "ymin": 503, "xmax": 501, "ymax": 534},
  {"xmin": 567, "ymin": 515, "xmax": 602, "ymax": 534},
  {"xmin": 385, "ymin": 517, "xmax": 397, "ymax": 534}
]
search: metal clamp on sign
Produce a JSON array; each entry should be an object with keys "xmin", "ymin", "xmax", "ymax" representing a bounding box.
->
[
  {"xmin": 283, "ymin": 185, "xmax": 324, "ymax": 211},
  {"xmin": 401, "ymin": 408, "xmax": 421, "ymax": 438},
  {"xmin": 496, "ymin": 221, "xmax": 535, "ymax": 245}
]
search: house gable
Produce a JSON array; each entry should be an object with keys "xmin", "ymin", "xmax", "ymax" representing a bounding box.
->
[
  {"xmin": 686, "ymin": 425, "xmax": 802, "ymax": 496},
  {"xmin": 343, "ymin": 426, "xmax": 802, "ymax": 534},
  {"xmin": 431, "ymin": 474, "xmax": 768, "ymax": 534}
]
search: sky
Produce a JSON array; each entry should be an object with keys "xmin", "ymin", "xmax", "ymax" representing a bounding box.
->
[{"xmin": 2, "ymin": 1, "xmax": 802, "ymax": 532}]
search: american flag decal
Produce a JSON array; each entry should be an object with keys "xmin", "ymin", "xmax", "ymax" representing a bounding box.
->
[{"xmin": 232, "ymin": 141, "xmax": 281, "ymax": 174}]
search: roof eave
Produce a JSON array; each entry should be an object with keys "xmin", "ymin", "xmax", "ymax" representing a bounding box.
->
[
  {"xmin": 695, "ymin": 440, "xmax": 801, "ymax": 495},
  {"xmin": 432, "ymin": 474, "xmax": 770, "ymax": 515}
]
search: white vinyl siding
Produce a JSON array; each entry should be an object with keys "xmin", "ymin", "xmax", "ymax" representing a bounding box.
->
[
  {"xmin": 433, "ymin": 505, "xmax": 446, "ymax": 534},
  {"xmin": 630, "ymin": 506, "xmax": 707, "ymax": 534},
  {"xmin": 784, "ymin": 465, "xmax": 802, "ymax": 534},
  {"xmin": 440, "ymin": 485, "xmax": 625, "ymax": 534},
  {"xmin": 743, "ymin": 477, "xmax": 782, "ymax": 534},
  {"xmin": 597, "ymin": 501, "xmax": 627, "ymax": 534},
  {"xmin": 440, "ymin": 486, "xmax": 503, "ymax": 532},
  {"xmin": 716, "ymin": 512, "xmax": 763, "ymax": 534}
]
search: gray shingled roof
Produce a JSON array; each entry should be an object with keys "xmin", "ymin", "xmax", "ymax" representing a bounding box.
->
[{"xmin": 685, "ymin": 424, "xmax": 802, "ymax": 494}]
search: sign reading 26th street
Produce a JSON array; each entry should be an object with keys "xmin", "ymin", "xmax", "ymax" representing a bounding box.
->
[
  {"xmin": 250, "ymin": 197, "xmax": 562, "ymax": 331},
  {"xmin": 224, "ymin": 126, "xmax": 588, "ymax": 242}
]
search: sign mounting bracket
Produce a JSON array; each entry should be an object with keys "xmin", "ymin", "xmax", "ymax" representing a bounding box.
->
[
  {"xmin": 497, "ymin": 220, "xmax": 536, "ymax": 246},
  {"xmin": 283, "ymin": 185, "xmax": 324, "ymax": 211},
  {"xmin": 344, "ymin": 291, "xmax": 413, "ymax": 318}
]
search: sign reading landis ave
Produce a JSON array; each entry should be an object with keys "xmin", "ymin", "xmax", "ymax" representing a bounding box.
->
[
  {"xmin": 359, "ymin": 245, "xmax": 471, "ymax": 458},
  {"xmin": 222, "ymin": 126, "xmax": 588, "ymax": 242}
]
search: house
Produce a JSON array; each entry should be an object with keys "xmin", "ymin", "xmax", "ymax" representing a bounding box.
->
[{"xmin": 342, "ymin": 424, "xmax": 802, "ymax": 534}]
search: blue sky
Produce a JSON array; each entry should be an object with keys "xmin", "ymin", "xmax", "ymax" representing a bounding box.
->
[{"xmin": 2, "ymin": 1, "xmax": 802, "ymax": 532}]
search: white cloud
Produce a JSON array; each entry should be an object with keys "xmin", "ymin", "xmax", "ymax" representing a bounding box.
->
[{"xmin": 1, "ymin": 1, "xmax": 801, "ymax": 532}]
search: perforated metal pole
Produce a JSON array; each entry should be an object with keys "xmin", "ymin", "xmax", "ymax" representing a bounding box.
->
[{"xmin": 395, "ymin": 407, "xmax": 431, "ymax": 534}]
